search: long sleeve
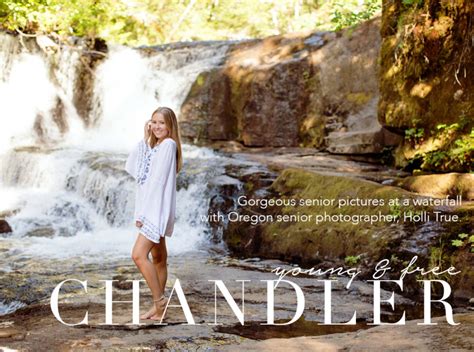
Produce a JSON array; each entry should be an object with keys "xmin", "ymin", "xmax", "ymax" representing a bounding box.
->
[
  {"xmin": 125, "ymin": 139, "xmax": 151, "ymax": 182},
  {"xmin": 154, "ymin": 139, "xmax": 177, "ymax": 236},
  {"xmin": 125, "ymin": 140, "xmax": 149, "ymax": 181}
]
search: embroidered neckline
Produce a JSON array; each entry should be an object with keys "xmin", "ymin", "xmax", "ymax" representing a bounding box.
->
[
  {"xmin": 135, "ymin": 139, "xmax": 174, "ymax": 185},
  {"xmin": 151, "ymin": 138, "xmax": 172, "ymax": 149}
]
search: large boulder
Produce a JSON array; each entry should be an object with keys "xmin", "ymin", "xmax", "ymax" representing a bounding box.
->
[
  {"xmin": 179, "ymin": 68, "xmax": 236, "ymax": 143},
  {"xmin": 179, "ymin": 19, "xmax": 401, "ymax": 152},
  {"xmin": 223, "ymin": 168, "xmax": 473, "ymax": 299},
  {"xmin": 226, "ymin": 51, "xmax": 312, "ymax": 147},
  {"xmin": 0, "ymin": 219, "xmax": 12, "ymax": 234}
]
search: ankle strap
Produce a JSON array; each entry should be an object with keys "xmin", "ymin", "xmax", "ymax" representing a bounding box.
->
[{"xmin": 153, "ymin": 295, "xmax": 166, "ymax": 302}]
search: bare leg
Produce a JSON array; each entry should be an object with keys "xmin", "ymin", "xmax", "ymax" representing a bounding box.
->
[
  {"xmin": 149, "ymin": 237, "xmax": 168, "ymax": 320},
  {"xmin": 150, "ymin": 236, "xmax": 168, "ymax": 295},
  {"xmin": 131, "ymin": 233, "xmax": 165, "ymax": 319}
]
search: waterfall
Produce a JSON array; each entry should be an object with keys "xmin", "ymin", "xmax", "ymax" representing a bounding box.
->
[{"xmin": 0, "ymin": 32, "xmax": 232, "ymax": 261}]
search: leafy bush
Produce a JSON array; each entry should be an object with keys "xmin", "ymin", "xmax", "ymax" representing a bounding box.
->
[
  {"xmin": 0, "ymin": 0, "xmax": 383, "ymax": 45},
  {"xmin": 331, "ymin": 0, "xmax": 381, "ymax": 31}
]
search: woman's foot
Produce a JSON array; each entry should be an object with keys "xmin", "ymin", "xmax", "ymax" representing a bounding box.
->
[
  {"xmin": 140, "ymin": 304, "xmax": 157, "ymax": 320},
  {"xmin": 141, "ymin": 295, "xmax": 166, "ymax": 320},
  {"xmin": 149, "ymin": 296, "xmax": 168, "ymax": 321}
]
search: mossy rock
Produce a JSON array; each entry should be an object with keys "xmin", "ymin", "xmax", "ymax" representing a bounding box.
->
[
  {"xmin": 225, "ymin": 168, "xmax": 425, "ymax": 268},
  {"xmin": 224, "ymin": 168, "xmax": 473, "ymax": 299},
  {"xmin": 379, "ymin": 1, "xmax": 473, "ymax": 130},
  {"xmin": 379, "ymin": 1, "xmax": 474, "ymax": 172}
]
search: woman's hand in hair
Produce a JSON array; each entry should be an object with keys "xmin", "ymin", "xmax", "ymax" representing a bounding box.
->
[{"xmin": 144, "ymin": 119, "xmax": 151, "ymax": 141}]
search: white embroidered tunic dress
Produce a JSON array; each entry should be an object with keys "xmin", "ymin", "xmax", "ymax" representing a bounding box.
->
[{"xmin": 125, "ymin": 138, "xmax": 177, "ymax": 243}]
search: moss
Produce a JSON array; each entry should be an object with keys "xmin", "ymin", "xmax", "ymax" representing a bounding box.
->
[
  {"xmin": 224, "ymin": 168, "xmax": 472, "ymax": 297},
  {"xmin": 379, "ymin": 0, "xmax": 474, "ymax": 172},
  {"xmin": 253, "ymin": 169, "xmax": 425, "ymax": 264},
  {"xmin": 380, "ymin": 1, "xmax": 473, "ymax": 128}
]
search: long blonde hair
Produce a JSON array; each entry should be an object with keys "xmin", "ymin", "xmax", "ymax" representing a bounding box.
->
[{"xmin": 148, "ymin": 107, "xmax": 183, "ymax": 173}]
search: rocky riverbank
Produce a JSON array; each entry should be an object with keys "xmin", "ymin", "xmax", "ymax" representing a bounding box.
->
[
  {"xmin": 202, "ymin": 145, "xmax": 474, "ymax": 305},
  {"xmin": 1, "ymin": 251, "xmax": 472, "ymax": 351}
]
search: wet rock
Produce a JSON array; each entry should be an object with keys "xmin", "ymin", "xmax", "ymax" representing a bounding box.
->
[
  {"xmin": 220, "ymin": 313, "xmax": 474, "ymax": 352},
  {"xmin": 0, "ymin": 327, "xmax": 25, "ymax": 340},
  {"xmin": 25, "ymin": 227, "xmax": 55, "ymax": 238},
  {"xmin": 72, "ymin": 38, "xmax": 108, "ymax": 127},
  {"xmin": 206, "ymin": 166, "xmax": 277, "ymax": 243},
  {"xmin": 112, "ymin": 275, "xmax": 133, "ymax": 290},
  {"xmin": 0, "ymin": 253, "xmax": 424, "ymax": 350},
  {"xmin": 180, "ymin": 68, "xmax": 236, "ymax": 143},
  {"xmin": 231, "ymin": 147, "xmax": 409, "ymax": 183},
  {"xmin": 0, "ymin": 220, "xmax": 12, "ymax": 234},
  {"xmin": 0, "ymin": 209, "xmax": 20, "ymax": 218},
  {"xmin": 208, "ymin": 175, "xmax": 243, "ymax": 197}
]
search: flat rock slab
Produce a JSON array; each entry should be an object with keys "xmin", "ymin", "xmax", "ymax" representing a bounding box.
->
[
  {"xmin": 0, "ymin": 327, "xmax": 25, "ymax": 340},
  {"xmin": 220, "ymin": 313, "xmax": 474, "ymax": 352},
  {"xmin": 217, "ymin": 146, "xmax": 408, "ymax": 182}
]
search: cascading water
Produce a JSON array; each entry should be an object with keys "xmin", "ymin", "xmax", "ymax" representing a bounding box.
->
[{"xmin": 0, "ymin": 33, "xmax": 234, "ymax": 314}]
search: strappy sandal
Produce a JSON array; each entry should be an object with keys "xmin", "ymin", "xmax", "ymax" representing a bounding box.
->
[
  {"xmin": 140, "ymin": 295, "xmax": 167, "ymax": 320},
  {"xmin": 149, "ymin": 295, "xmax": 168, "ymax": 321},
  {"xmin": 153, "ymin": 295, "xmax": 167, "ymax": 306}
]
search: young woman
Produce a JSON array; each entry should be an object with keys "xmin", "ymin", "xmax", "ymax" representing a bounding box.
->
[{"xmin": 125, "ymin": 106, "xmax": 183, "ymax": 320}]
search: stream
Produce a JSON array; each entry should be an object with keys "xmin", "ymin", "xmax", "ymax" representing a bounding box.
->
[{"xmin": 0, "ymin": 31, "xmax": 468, "ymax": 350}]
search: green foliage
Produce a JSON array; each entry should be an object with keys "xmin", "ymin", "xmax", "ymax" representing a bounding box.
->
[
  {"xmin": 388, "ymin": 203, "xmax": 401, "ymax": 219},
  {"xmin": 451, "ymin": 233, "xmax": 474, "ymax": 251},
  {"xmin": 423, "ymin": 150, "xmax": 449, "ymax": 168},
  {"xmin": 404, "ymin": 127, "xmax": 424, "ymax": 143},
  {"xmin": 401, "ymin": 0, "xmax": 423, "ymax": 7},
  {"xmin": 451, "ymin": 239, "xmax": 464, "ymax": 247},
  {"xmin": 390, "ymin": 254, "xmax": 401, "ymax": 264},
  {"xmin": 403, "ymin": 119, "xmax": 473, "ymax": 172},
  {"xmin": 344, "ymin": 255, "xmax": 361, "ymax": 266},
  {"xmin": 421, "ymin": 128, "xmax": 473, "ymax": 171},
  {"xmin": 331, "ymin": 0, "xmax": 381, "ymax": 31},
  {"xmin": 1, "ymin": 0, "xmax": 113, "ymax": 37},
  {"xmin": 436, "ymin": 123, "xmax": 460, "ymax": 132},
  {"xmin": 1, "ymin": 0, "xmax": 383, "ymax": 45}
]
